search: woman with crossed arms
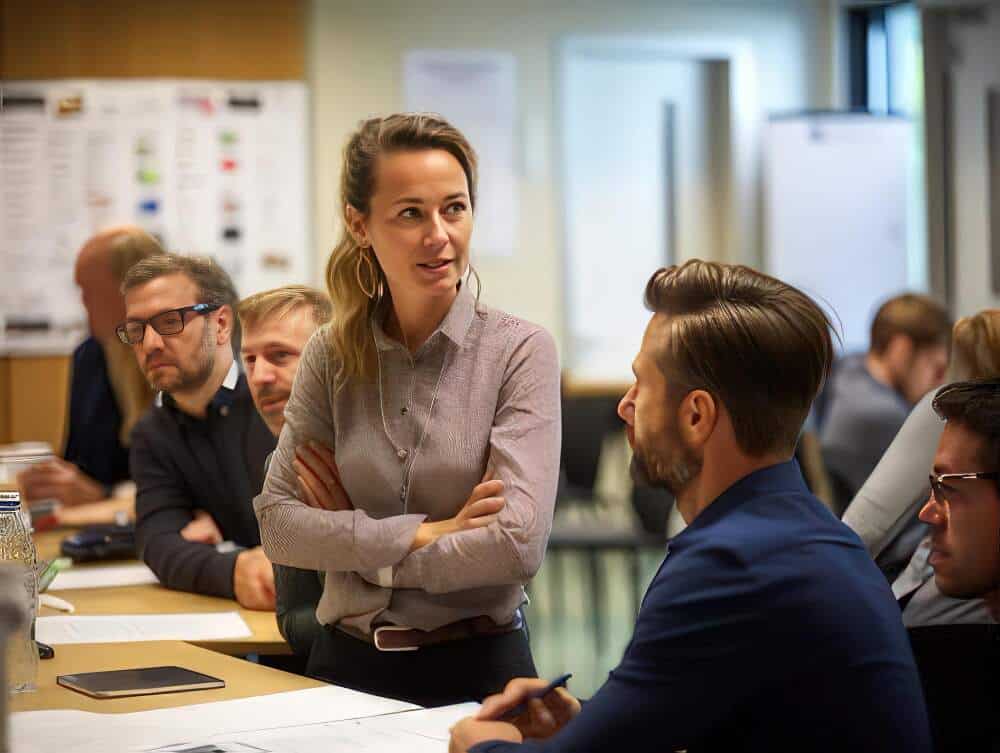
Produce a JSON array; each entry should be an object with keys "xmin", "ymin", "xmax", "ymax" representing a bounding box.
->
[{"xmin": 255, "ymin": 113, "xmax": 561, "ymax": 707}]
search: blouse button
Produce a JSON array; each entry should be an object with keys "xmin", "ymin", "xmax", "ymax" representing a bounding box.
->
[{"xmin": 397, "ymin": 448, "xmax": 408, "ymax": 461}]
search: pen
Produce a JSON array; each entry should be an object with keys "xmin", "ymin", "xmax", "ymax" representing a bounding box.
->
[
  {"xmin": 39, "ymin": 593, "xmax": 75, "ymax": 613},
  {"xmin": 499, "ymin": 673, "xmax": 572, "ymax": 721}
]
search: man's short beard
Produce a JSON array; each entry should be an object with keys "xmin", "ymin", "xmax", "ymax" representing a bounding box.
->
[
  {"xmin": 147, "ymin": 325, "xmax": 216, "ymax": 394},
  {"xmin": 630, "ymin": 426, "xmax": 702, "ymax": 498}
]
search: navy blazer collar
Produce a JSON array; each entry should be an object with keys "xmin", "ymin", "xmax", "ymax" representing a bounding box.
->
[{"xmin": 674, "ymin": 459, "xmax": 808, "ymax": 539}]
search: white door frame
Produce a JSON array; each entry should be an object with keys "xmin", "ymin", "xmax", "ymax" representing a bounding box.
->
[{"xmin": 556, "ymin": 34, "xmax": 760, "ymax": 269}]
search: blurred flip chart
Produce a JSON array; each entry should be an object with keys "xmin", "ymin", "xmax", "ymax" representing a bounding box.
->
[{"xmin": 0, "ymin": 80, "xmax": 309, "ymax": 354}]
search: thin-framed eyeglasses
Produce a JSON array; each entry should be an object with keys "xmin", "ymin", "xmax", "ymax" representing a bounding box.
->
[
  {"xmin": 115, "ymin": 303, "xmax": 221, "ymax": 346},
  {"xmin": 927, "ymin": 471, "xmax": 1000, "ymax": 507}
]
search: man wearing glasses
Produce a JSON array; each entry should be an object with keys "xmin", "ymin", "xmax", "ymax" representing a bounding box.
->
[
  {"xmin": 119, "ymin": 254, "xmax": 276, "ymax": 610},
  {"xmin": 897, "ymin": 378, "xmax": 1000, "ymax": 752}
]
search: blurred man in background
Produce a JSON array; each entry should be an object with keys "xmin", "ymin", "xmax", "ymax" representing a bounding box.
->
[
  {"xmin": 18, "ymin": 226, "xmax": 161, "ymax": 518},
  {"xmin": 819, "ymin": 293, "xmax": 951, "ymax": 510}
]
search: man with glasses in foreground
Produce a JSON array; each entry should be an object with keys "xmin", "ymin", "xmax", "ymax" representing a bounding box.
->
[
  {"xmin": 120, "ymin": 254, "xmax": 276, "ymax": 609},
  {"xmin": 897, "ymin": 378, "xmax": 1000, "ymax": 752}
]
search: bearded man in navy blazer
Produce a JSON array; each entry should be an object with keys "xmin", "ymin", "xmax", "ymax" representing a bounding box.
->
[{"xmin": 451, "ymin": 260, "xmax": 931, "ymax": 753}]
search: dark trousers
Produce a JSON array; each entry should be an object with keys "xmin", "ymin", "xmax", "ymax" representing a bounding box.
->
[{"xmin": 306, "ymin": 622, "xmax": 537, "ymax": 707}]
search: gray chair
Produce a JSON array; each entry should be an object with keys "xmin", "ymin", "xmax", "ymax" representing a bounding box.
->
[{"xmin": 545, "ymin": 393, "xmax": 666, "ymax": 653}]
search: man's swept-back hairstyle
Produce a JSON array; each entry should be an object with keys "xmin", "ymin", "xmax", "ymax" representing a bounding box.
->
[
  {"xmin": 870, "ymin": 293, "xmax": 951, "ymax": 355},
  {"xmin": 121, "ymin": 253, "xmax": 239, "ymax": 310},
  {"xmin": 932, "ymin": 378, "xmax": 1000, "ymax": 472},
  {"xmin": 644, "ymin": 260, "xmax": 835, "ymax": 457},
  {"xmin": 238, "ymin": 285, "xmax": 333, "ymax": 331}
]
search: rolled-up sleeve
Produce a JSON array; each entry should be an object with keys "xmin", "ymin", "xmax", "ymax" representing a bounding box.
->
[
  {"xmin": 392, "ymin": 329, "xmax": 561, "ymax": 593},
  {"xmin": 254, "ymin": 330, "xmax": 426, "ymax": 573}
]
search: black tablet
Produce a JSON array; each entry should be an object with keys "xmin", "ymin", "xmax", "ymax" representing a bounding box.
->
[{"xmin": 57, "ymin": 666, "xmax": 225, "ymax": 698}]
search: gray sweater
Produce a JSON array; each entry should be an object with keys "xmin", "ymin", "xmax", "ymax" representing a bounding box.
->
[{"xmin": 820, "ymin": 354, "xmax": 912, "ymax": 501}]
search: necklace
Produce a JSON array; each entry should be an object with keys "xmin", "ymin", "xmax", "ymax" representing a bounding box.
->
[{"xmin": 373, "ymin": 323, "xmax": 451, "ymax": 509}]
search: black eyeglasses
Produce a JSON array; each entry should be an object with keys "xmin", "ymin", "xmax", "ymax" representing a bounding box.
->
[
  {"xmin": 928, "ymin": 471, "xmax": 1000, "ymax": 505},
  {"xmin": 115, "ymin": 304, "xmax": 221, "ymax": 345}
]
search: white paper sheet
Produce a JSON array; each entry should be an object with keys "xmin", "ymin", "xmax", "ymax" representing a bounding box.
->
[
  {"xmin": 36, "ymin": 611, "xmax": 251, "ymax": 644},
  {"xmin": 153, "ymin": 723, "xmax": 445, "ymax": 753},
  {"xmin": 12, "ymin": 709, "xmax": 166, "ymax": 753},
  {"xmin": 361, "ymin": 702, "xmax": 480, "ymax": 741},
  {"xmin": 48, "ymin": 563, "xmax": 160, "ymax": 590},
  {"xmin": 139, "ymin": 703, "xmax": 479, "ymax": 753},
  {"xmin": 12, "ymin": 686, "xmax": 418, "ymax": 753}
]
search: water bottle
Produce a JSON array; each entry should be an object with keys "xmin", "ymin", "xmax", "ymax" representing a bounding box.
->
[{"xmin": 0, "ymin": 491, "xmax": 37, "ymax": 693}]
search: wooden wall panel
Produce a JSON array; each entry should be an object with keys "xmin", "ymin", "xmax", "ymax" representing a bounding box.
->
[
  {"xmin": 1, "ymin": 0, "xmax": 304, "ymax": 80},
  {"xmin": 0, "ymin": 358, "xmax": 10, "ymax": 444},
  {"xmin": 1, "ymin": 356, "xmax": 71, "ymax": 450}
]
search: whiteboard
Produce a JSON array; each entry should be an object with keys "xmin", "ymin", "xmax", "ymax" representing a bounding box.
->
[
  {"xmin": 0, "ymin": 79, "xmax": 309, "ymax": 353},
  {"xmin": 765, "ymin": 114, "xmax": 913, "ymax": 353}
]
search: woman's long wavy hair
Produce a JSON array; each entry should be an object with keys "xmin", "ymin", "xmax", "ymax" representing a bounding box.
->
[{"xmin": 326, "ymin": 113, "xmax": 478, "ymax": 388}]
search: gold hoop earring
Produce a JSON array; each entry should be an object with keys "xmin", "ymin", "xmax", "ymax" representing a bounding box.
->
[
  {"xmin": 468, "ymin": 263, "xmax": 482, "ymax": 307},
  {"xmin": 356, "ymin": 248, "xmax": 377, "ymax": 299}
]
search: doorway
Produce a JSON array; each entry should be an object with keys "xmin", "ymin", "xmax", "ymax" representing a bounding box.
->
[{"xmin": 560, "ymin": 40, "xmax": 731, "ymax": 384}]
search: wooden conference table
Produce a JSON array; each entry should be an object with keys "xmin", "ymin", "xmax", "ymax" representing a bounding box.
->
[
  {"xmin": 9, "ymin": 641, "xmax": 322, "ymax": 714},
  {"xmin": 11, "ymin": 529, "xmax": 306, "ymax": 717},
  {"xmin": 33, "ymin": 528, "xmax": 289, "ymax": 657}
]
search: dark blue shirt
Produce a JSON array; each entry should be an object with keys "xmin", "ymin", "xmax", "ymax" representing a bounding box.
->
[
  {"xmin": 474, "ymin": 461, "xmax": 931, "ymax": 753},
  {"xmin": 63, "ymin": 337, "xmax": 130, "ymax": 491}
]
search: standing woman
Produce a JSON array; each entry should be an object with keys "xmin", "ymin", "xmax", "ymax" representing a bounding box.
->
[{"xmin": 255, "ymin": 113, "xmax": 561, "ymax": 706}]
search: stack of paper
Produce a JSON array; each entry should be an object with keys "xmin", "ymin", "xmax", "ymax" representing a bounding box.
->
[{"xmin": 11, "ymin": 686, "xmax": 428, "ymax": 753}]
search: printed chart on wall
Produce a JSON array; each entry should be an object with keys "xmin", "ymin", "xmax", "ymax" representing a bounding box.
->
[{"xmin": 0, "ymin": 80, "xmax": 309, "ymax": 353}]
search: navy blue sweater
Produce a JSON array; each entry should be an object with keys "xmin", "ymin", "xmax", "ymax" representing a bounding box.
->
[
  {"xmin": 63, "ymin": 337, "xmax": 130, "ymax": 491},
  {"xmin": 474, "ymin": 461, "xmax": 931, "ymax": 753}
]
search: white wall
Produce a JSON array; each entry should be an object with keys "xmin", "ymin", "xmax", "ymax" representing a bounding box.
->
[
  {"xmin": 933, "ymin": 7, "xmax": 1000, "ymax": 316},
  {"xmin": 562, "ymin": 52, "xmax": 717, "ymax": 381},
  {"xmin": 308, "ymin": 0, "xmax": 835, "ymax": 352}
]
